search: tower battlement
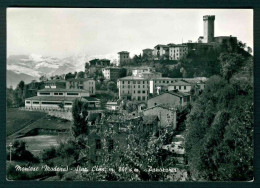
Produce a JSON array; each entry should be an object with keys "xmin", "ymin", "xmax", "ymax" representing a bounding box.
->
[{"xmin": 203, "ymin": 15, "xmax": 215, "ymax": 21}]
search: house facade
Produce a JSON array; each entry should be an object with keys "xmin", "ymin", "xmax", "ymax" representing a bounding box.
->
[
  {"xmin": 117, "ymin": 76, "xmax": 150, "ymax": 101},
  {"xmin": 66, "ymin": 78, "xmax": 96, "ymax": 95},
  {"xmin": 118, "ymin": 51, "xmax": 130, "ymax": 65},
  {"xmin": 147, "ymin": 91, "xmax": 191, "ymax": 109},
  {"xmin": 143, "ymin": 106, "xmax": 177, "ymax": 129},
  {"xmin": 102, "ymin": 67, "xmax": 123, "ymax": 81},
  {"xmin": 168, "ymin": 44, "xmax": 188, "ymax": 60}
]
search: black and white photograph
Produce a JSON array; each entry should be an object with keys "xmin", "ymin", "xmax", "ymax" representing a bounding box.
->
[{"xmin": 6, "ymin": 8, "xmax": 253, "ymax": 181}]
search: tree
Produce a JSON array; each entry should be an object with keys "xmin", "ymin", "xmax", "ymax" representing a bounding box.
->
[
  {"xmin": 218, "ymin": 52, "xmax": 246, "ymax": 81},
  {"xmin": 185, "ymin": 70, "xmax": 253, "ymax": 181},
  {"xmin": 72, "ymin": 99, "xmax": 89, "ymax": 137},
  {"xmin": 77, "ymin": 71, "xmax": 85, "ymax": 79}
]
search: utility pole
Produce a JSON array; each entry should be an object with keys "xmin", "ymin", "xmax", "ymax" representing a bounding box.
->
[{"xmin": 9, "ymin": 143, "xmax": 13, "ymax": 163}]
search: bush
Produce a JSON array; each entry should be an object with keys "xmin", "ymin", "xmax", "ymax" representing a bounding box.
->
[{"xmin": 41, "ymin": 146, "xmax": 57, "ymax": 162}]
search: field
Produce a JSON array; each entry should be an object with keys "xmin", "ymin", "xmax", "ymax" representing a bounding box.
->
[{"xmin": 6, "ymin": 108, "xmax": 46, "ymax": 136}]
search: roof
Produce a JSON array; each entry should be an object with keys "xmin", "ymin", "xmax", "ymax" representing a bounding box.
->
[
  {"xmin": 168, "ymin": 43, "xmax": 187, "ymax": 47},
  {"xmin": 118, "ymin": 76, "xmax": 149, "ymax": 81},
  {"xmin": 142, "ymin": 115, "xmax": 159, "ymax": 125},
  {"xmin": 154, "ymin": 44, "xmax": 168, "ymax": 48},
  {"xmin": 25, "ymin": 96, "xmax": 80, "ymax": 102},
  {"xmin": 148, "ymin": 91, "xmax": 190, "ymax": 100},
  {"xmin": 45, "ymin": 80, "xmax": 67, "ymax": 83},
  {"xmin": 153, "ymin": 77, "xmax": 180, "ymax": 80},
  {"xmin": 143, "ymin": 105, "xmax": 176, "ymax": 112},
  {"xmin": 118, "ymin": 51, "xmax": 129, "ymax": 54},
  {"xmin": 38, "ymin": 88, "xmax": 89, "ymax": 92},
  {"xmin": 66, "ymin": 78, "xmax": 94, "ymax": 82},
  {"xmin": 142, "ymin": 48, "xmax": 153, "ymax": 51},
  {"xmin": 168, "ymin": 80, "xmax": 193, "ymax": 86}
]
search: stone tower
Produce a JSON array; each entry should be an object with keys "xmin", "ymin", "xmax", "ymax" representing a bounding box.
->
[
  {"xmin": 203, "ymin": 15, "xmax": 215, "ymax": 43},
  {"xmin": 118, "ymin": 51, "xmax": 130, "ymax": 66}
]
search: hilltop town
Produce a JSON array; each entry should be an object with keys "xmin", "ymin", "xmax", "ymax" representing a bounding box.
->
[{"xmin": 6, "ymin": 15, "xmax": 253, "ymax": 181}]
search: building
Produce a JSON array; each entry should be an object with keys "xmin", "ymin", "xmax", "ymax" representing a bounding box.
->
[
  {"xmin": 24, "ymin": 88, "xmax": 96, "ymax": 110},
  {"xmin": 102, "ymin": 67, "xmax": 123, "ymax": 81},
  {"xmin": 66, "ymin": 78, "xmax": 96, "ymax": 95},
  {"xmin": 44, "ymin": 80, "xmax": 67, "ymax": 89},
  {"xmin": 142, "ymin": 48, "xmax": 153, "ymax": 57},
  {"xmin": 153, "ymin": 44, "xmax": 169, "ymax": 59},
  {"xmin": 89, "ymin": 58, "xmax": 111, "ymax": 67},
  {"xmin": 143, "ymin": 105, "xmax": 177, "ymax": 129},
  {"xmin": 105, "ymin": 101, "xmax": 119, "ymax": 111},
  {"xmin": 167, "ymin": 80, "xmax": 194, "ymax": 93},
  {"xmin": 147, "ymin": 91, "xmax": 191, "ymax": 109},
  {"xmin": 118, "ymin": 51, "xmax": 130, "ymax": 65},
  {"xmin": 168, "ymin": 44, "xmax": 188, "ymax": 60},
  {"xmin": 131, "ymin": 66, "xmax": 155, "ymax": 77},
  {"xmin": 203, "ymin": 15, "xmax": 215, "ymax": 43},
  {"xmin": 149, "ymin": 77, "xmax": 182, "ymax": 94},
  {"xmin": 117, "ymin": 76, "xmax": 150, "ymax": 101}
]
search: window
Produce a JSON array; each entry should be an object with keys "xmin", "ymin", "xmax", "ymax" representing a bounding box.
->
[
  {"xmin": 128, "ymin": 85, "xmax": 130, "ymax": 88},
  {"xmin": 26, "ymin": 101, "xmax": 30, "ymax": 104},
  {"xmin": 67, "ymin": 93, "xmax": 78, "ymax": 96},
  {"xmin": 42, "ymin": 102, "xmax": 61, "ymax": 105},
  {"xmin": 122, "ymin": 81, "xmax": 124, "ymax": 84},
  {"xmin": 133, "ymin": 81, "xmax": 136, "ymax": 84},
  {"xmin": 174, "ymin": 86, "xmax": 176, "ymax": 89},
  {"xmin": 137, "ymin": 81, "xmax": 140, "ymax": 84},
  {"xmin": 143, "ymin": 85, "xmax": 145, "ymax": 88},
  {"xmin": 142, "ymin": 96, "xmax": 145, "ymax": 100},
  {"xmin": 134, "ymin": 90, "xmax": 135, "ymax": 93},
  {"xmin": 138, "ymin": 85, "xmax": 140, "ymax": 88},
  {"xmin": 138, "ymin": 91, "xmax": 141, "ymax": 94},
  {"xmin": 179, "ymin": 86, "xmax": 181, "ymax": 89},
  {"xmin": 65, "ymin": 103, "xmax": 72, "ymax": 105},
  {"xmin": 96, "ymin": 139, "xmax": 101, "ymax": 149},
  {"xmin": 138, "ymin": 96, "xmax": 141, "ymax": 101},
  {"xmin": 184, "ymin": 86, "xmax": 186, "ymax": 90},
  {"xmin": 33, "ymin": 101, "xmax": 39, "ymax": 104},
  {"xmin": 39, "ymin": 92, "xmax": 50, "ymax": 95},
  {"xmin": 142, "ymin": 90, "xmax": 145, "ymax": 94}
]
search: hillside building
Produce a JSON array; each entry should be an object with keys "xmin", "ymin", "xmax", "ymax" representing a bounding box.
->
[
  {"xmin": 168, "ymin": 44, "xmax": 188, "ymax": 60},
  {"xmin": 143, "ymin": 105, "xmax": 177, "ymax": 129},
  {"xmin": 102, "ymin": 67, "xmax": 123, "ymax": 81},
  {"xmin": 25, "ymin": 88, "xmax": 100, "ymax": 110},
  {"xmin": 153, "ymin": 44, "xmax": 169, "ymax": 59},
  {"xmin": 147, "ymin": 91, "xmax": 191, "ymax": 109},
  {"xmin": 118, "ymin": 51, "xmax": 130, "ymax": 65},
  {"xmin": 66, "ymin": 78, "xmax": 96, "ymax": 95}
]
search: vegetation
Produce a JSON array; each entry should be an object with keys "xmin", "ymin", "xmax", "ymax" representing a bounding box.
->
[{"xmin": 185, "ymin": 51, "xmax": 253, "ymax": 181}]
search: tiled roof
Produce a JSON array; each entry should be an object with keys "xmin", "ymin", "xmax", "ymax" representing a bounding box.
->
[
  {"xmin": 118, "ymin": 51, "xmax": 129, "ymax": 54},
  {"xmin": 148, "ymin": 91, "xmax": 190, "ymax": 100},
  {"xmin": 45, "ymin": 80, "xmax": 67, "ymax": 83},
  {"xmin": 38, "ymin": 88, "xmax": 89, "ymax": 92},
  {"xmin": 143, "ymin": 105, "xmax": 176, "ymax": 112},
  {"xmin": 66, "ymin": 78, "xmax": 94, "ymax": 81},
  {"xmin": 118, "ymin": 76, "xmax": 149, "ymax": 81},
  {"xmin": 25, "ymin": 96, "xmax": 80, "ymax": 102},
  {"xmin": 168, "ymin": 80, "xmax": 193, "ymax": 86}
]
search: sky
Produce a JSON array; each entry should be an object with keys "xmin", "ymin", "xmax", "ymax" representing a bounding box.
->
[{"xmin": 7, "ymin": 8, "xmax": 253, "ymax": 58}]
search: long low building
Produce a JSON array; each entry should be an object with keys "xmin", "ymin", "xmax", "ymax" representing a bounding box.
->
[{"xmin": 25, "ymin": 88, "xmax": 100, "ymax": 110}]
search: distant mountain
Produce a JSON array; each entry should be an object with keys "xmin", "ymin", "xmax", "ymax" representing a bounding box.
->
[
  {"xmin": 6, "ymin": 53, "xmax": 119, "ymax": 88},
  {"xmin": 7, "ymin": 70, "xmax": 38, "ymax": 88}
]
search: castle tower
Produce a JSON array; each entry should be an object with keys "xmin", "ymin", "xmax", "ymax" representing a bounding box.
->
[
  {"xmin": 118, "ymin": 51, "xmax": 130, "ymax": 65},
  {"xmin": 203, "ymin": 15, "xmax": 215, "ymax": 43}
]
